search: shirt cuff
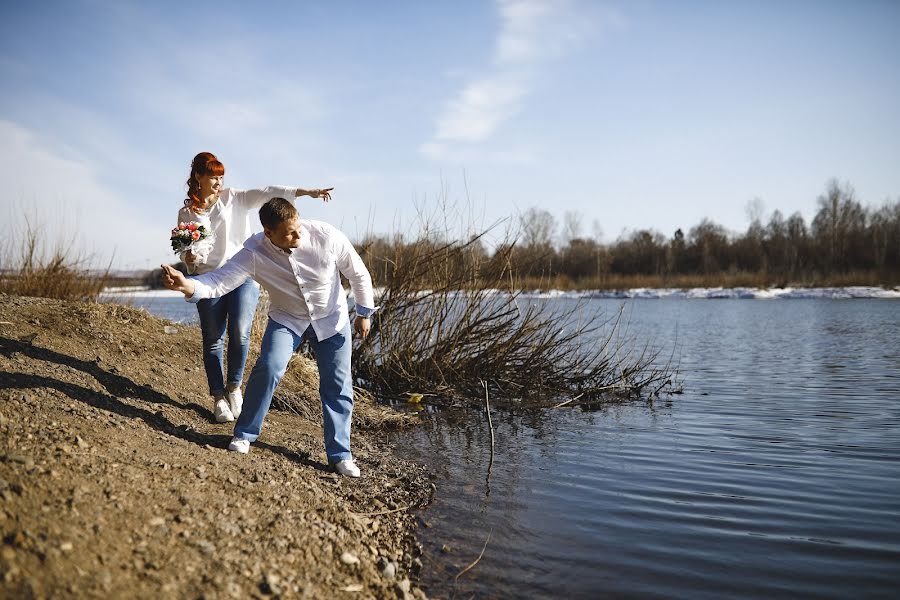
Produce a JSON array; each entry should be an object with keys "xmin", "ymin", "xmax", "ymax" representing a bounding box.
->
[
  {"xmin": 355, "ymin": 305, "xmax": 377, "ymax": 318},
  {"xmin": 186, "ymin": 279, "xmax": 205, "ymax": 304}
]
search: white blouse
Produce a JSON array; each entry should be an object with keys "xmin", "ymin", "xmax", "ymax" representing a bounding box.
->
[{"xmin": 176, "ymin": 186, "xmax": 300, "ymax": 274}]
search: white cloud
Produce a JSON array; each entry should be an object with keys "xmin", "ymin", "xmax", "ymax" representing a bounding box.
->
[
  {"xmin": 422, "ymin": 0, "xmax": 592, "ymax": 160},
  {"xmin": 0, "ymin": 120, "xmax": 170, "ymax": 271},
  {"xmin": 434, "ymin": 75, "xmax": 528, "ymax": 143},
  {"xmin": 419, "ymin": 140, "xmax": 535, "ymax": 165},
  {"xmin": 123, "ymin": 59, "xmax": 327, "ymax": 149},
  {"xmin": 495, "ymin": 0, "xmax": 564, "ymax": 64}
]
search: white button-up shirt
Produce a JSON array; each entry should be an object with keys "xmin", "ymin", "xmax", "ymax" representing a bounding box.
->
[
  {"xmin": 177, "ymin": 186, "xmax": 301, "ymax": 274},
  {"xmin": 188, "ymin": 220, "xmax": 375, "ymax": 341}
]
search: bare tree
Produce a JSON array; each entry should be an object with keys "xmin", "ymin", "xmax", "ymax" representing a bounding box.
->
[
  {"xmin": 561, "ymin": 210, "xmax": 583, "ymax": 246},
  {"xmin": 519, "ymin": 207, "xmax": 557, "ymax": 248},
  {"xmin": 812, "ymin": 179, "xmax": 863, "ymax": 271},
  {"xmin": 592, "ymin": 219, "xmax": 604, "ymax": 243},
  {"xmin": 745, "ymin": 197, "xmax": 766, "ymax": 226}
]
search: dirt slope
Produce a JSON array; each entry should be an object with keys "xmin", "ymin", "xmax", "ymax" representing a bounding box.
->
[{"xmin": 0, "ymin": 294, "xmax": 432, "ymax": 599}]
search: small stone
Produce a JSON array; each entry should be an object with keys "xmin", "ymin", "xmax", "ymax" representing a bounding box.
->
[
  {"xmin": 6, "ymin": 454, "xmax": 29, "ymax": 466},
  {"xmin": 341, "ymin": 583, "xmax": 364, "ymax": 592},
  {"xmin": 98, "ymin": 571, "xmax": 112, "ymax": 590},
  {"xmin": 75, "ymin": 436, "xmax": 89, "ymax": 449},
  {"xmin": 261, "ymin": 572, "xmax": 282, "ymax": 596},
  {"xmin": 340, "ymin": 551, "xmax": 359, "ymax": 566},
  {"xmin": 60, "ymin": 542, "xmax": 74, "ymax": 552},
  {"xmin": 164, "ymin": 326, "xmax": 178, "ymax": 334},
  {"xmin": 149, "ymin": 517, "xmax": 165, "ymax": 526},
  {"xmin": 381, "ymin": 561, "xmax": 396, "ymax": 580},
  {"xmin": 4, "ymin": 565, "xmax": 20, "ymax": 583},
  {"xmin": 195, "ymin": 540, "xmax": 215, "ymax": 556},
  {"xmin": 395, "ymin": 578, "xmax": 412, "ymax": 594},
  {"xmin": 440, "ymin": 544, "xmax": 452, "ymax": 553}
]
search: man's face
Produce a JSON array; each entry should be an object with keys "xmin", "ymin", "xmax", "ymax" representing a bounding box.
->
[{"xmin": 265, "ymin": 216, "xmax": 302, "ymax": 251}]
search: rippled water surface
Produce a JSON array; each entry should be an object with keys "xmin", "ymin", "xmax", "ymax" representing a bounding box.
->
[{"xmin": 390, "ymin": 299, "xmax": 900, "ymax": 599}]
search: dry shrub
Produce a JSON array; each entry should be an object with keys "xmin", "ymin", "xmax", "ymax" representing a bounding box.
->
[
  {"xmin": 356, "ymin": 223, "xmax": 678, "ymax": 408},
  {"xmin": 0, "ymin": 219, "xmax": 110, "ymax": 301}
]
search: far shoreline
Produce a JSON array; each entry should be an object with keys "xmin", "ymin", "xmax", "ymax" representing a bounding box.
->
[{"xmin": 99, "ymin": 283, "xmax": 900, "ymax": 302}]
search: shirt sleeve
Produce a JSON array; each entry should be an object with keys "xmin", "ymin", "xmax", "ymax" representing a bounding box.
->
[
  {"xmin": 229, "ymin": 187, "xmax": 301, "ymax": 212},
  {"xmin": 332, "ymin": 227, "xmax": 377, "ymax": 314},
  {"xmin": 187, "ymin": 247, "xmax": 255, "ymax": 303}
]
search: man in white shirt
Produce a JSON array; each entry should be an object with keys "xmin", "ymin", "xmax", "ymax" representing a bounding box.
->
[{"xmin": 161, "ymin": 198, "xmax": 376, "ymax": 477}]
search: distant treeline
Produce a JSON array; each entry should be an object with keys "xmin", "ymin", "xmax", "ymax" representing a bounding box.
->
[{"xmin": 358, "ymin": 179, "xmax": 900, "ymax": 289}]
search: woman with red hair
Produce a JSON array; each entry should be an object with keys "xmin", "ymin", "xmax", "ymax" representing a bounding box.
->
[{"xmin": 178, "ymin": 151, "xmax": 332, "ymax": 423}]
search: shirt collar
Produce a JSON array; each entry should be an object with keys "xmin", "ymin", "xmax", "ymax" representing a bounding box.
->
[
  {"xmin": 265, "ymin": 236, "xmax": 294, "ymax": 256},
  {"xmin": 263, "ymin": 223, "xmax": 307, "ymax": 256}
]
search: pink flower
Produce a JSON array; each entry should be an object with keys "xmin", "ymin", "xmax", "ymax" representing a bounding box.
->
[
  {"xmin": 187, "ymin": 222, "xmax": 198, "ymax": 232},
  {"xmin": 191, "ymin": 231, "xmax": 201, "ymax": 241},
  {"xmin": 178, "ymin": 222, "xmax": 187, "ymax": 230}
]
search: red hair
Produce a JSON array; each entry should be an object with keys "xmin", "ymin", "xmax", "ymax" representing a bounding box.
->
[{"xmin": 185, "ymin": 151, "xmax": 226, "ymax": 206}]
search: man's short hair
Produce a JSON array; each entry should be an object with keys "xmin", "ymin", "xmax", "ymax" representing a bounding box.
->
[{"xmin": 259, "ymin": 198, "xmax": 298, "ymax": 230}]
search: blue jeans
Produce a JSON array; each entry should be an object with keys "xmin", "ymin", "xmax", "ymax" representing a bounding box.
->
[
  {"xmin": 196, "ymin": 279, "xmax": 260, "ymax": 397},
  {"xmin": 234, "ymin": 319, "xmax": 354, "ymax": 463}
]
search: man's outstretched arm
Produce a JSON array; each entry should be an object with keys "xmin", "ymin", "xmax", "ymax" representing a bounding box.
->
[{"xmin": 161, "ymin": 249, "xmax": 254, "ymax": 301}]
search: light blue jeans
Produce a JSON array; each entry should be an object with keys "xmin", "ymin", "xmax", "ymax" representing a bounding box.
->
[
  {"xmin": 196, "ymin": 279, "xmax": 260, "ymax": 397},
  {"xmin": 234, "ymin": 318, "xmax": 354, "ymax": 463}
]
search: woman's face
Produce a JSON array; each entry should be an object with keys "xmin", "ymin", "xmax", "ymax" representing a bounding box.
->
[{"xmin": 196, "ymin": 173, "xmax": 224, "ymax": 197}]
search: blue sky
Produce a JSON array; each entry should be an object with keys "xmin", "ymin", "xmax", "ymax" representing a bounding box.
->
[{"xmin": 1, "ymin": 0, "xmax": 898, "ymax": 270}]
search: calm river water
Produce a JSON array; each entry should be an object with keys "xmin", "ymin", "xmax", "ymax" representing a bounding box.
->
[{"xmin": 106, "ymin": 292, "xmax": 900, "ymax": 598}]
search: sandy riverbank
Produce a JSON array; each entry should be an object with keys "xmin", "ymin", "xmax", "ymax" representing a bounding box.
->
[{"xmin": 0, "ymin": 294, "xmax": 432, "ymax": 599}]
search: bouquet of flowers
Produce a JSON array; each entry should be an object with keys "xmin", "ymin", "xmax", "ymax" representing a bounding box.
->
[{"xmin": 170, "ymin": 221, "xmax": 215, "ymax": 263}]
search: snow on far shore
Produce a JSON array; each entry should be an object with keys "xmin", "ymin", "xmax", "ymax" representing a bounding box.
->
[
  {"xmin": 518, "ymin": 286, "xmax": 900, "ymax": 300},
  {"xmin": 102, "ymin": 285, "xmax": 900, "ymax": 301},
  {"xmin": 100, "ymin": 286, "xmax": 185, "ymax": 299}
]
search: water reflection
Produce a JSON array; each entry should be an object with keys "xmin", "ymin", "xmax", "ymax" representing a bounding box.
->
[{"xmin": 392, "ymin": 299, "xmax": 900, "ymax": 599}]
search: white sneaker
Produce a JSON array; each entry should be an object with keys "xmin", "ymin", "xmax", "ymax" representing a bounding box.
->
[
  {"xmin": 228, "ymin": 438, "xmax": 250, "ymax": 454},
  {"xmin": 334, "ymin": 459, "xmax": 361, "ymax": 478},
  {"xmin": 213, "ymin": 398, "xmax": 234, "ymax": 423},
  {"xmin": 226, "ymin": 388, "xmax": 243, "ymax": 419}
]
